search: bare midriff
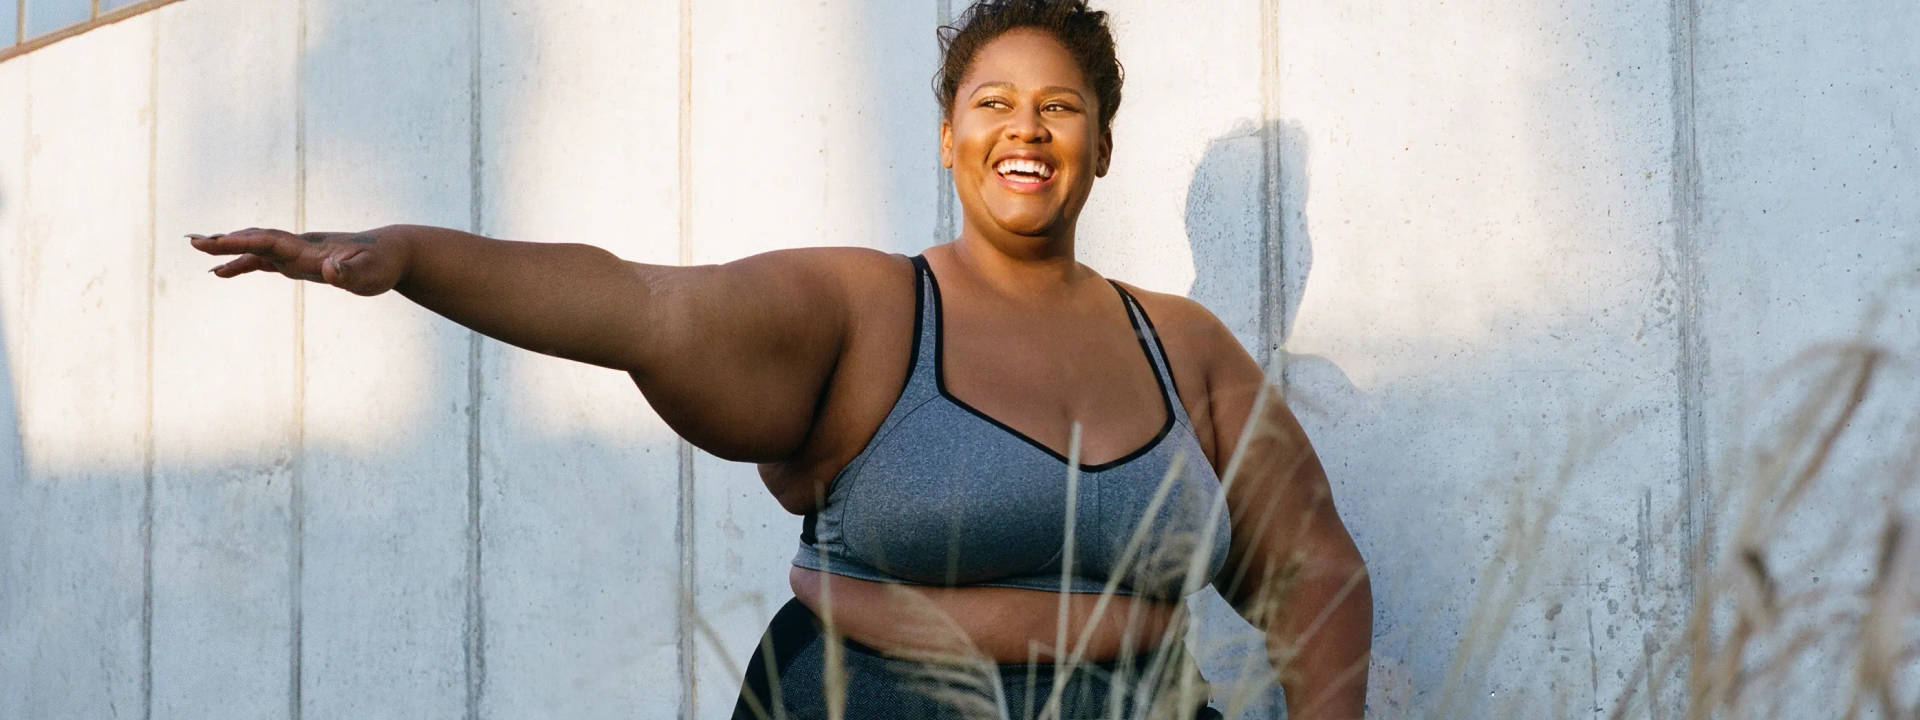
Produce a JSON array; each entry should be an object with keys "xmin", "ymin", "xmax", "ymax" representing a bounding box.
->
[{"xmin": 788, "ymin": 565, "xmax": 1183, "ymax": 665}]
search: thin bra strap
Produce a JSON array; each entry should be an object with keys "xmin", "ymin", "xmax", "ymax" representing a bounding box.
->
[
  {"xmin": 905, "ymin": 255, "xmax": 939, "ymax": 382},
  {"xmin": 1110, "ymin": 283, "xmax": 1193, "ymax": 426}
]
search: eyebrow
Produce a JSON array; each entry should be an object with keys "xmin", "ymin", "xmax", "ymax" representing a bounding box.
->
[{"xmin": 968, "ymin": 81, "xmax": 1087, "ymax": 102}]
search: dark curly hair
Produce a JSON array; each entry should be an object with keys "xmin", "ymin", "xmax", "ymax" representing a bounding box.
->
[{"xmin": 934, "ymin": 0, "xmax": 1125, "ymax": 135}]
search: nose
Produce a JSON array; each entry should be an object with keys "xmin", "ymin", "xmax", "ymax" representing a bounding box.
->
[{"xmin": 1004, "ymin": 105, "xmax": 1050, "ymax": 143}]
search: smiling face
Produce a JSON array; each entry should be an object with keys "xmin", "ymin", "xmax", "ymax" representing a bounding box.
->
[{"xmin": 942, "ymin": 27, "xmax": 1112, "ymax": 249}]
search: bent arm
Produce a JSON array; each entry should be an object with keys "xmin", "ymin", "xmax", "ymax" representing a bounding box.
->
[{"xmin": 1204, "ymin": 325, "xmax": 1372, "ymax": 719}]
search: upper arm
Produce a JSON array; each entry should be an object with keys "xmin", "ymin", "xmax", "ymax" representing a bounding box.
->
[
  {"xmin": 624, "ymin": 246, "xmax": 900, "ymax": 463},
  {"xmin": 1195, "ymin": 312, "xmax": 1361, "ymax": 620}
]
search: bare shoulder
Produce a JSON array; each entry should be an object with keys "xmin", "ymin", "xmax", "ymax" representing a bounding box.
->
[
  {"xmin": 699, "ymin": 245, "xmax": 913, "ymax": 329},
  {"xmin": 1106, "ymin": 280, "xmax": 1264, "ymax": 467},
  {"xmin": 1106, "ymin": 280, "xmax": 1248, "ymax": 376},
  {"xmin": 719, "ymin": 245, "xmax": 909, "ymax": 288}
]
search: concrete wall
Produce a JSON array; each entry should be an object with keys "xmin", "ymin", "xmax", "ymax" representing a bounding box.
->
[{"xmin": 1, "ymin": 1, "xmax": 1914, "ymax": 718}]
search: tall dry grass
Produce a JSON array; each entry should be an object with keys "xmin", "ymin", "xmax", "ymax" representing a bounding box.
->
[{"xmin": 1430, "ymin": 297, "xmax": 1920, "ymax": 719}]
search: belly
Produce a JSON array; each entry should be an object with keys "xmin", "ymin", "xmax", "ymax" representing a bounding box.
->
[{"xmin": 787, "ymin": 566, "xmax": 1183, "ymax": 664}]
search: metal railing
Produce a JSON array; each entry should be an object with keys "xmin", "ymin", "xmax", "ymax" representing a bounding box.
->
[{"xmin": 2, "ymin": 0, "xmax": 187, "ymax": 63}]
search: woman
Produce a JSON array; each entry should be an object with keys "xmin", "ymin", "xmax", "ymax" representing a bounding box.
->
[{"xmin": 190, "ymin": 1, "xmax": 1371, "ymax": 717}]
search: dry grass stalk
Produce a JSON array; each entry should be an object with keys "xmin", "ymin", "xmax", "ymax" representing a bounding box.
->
[
  {"xmin": 1428, "ymin": 409, "xmax": 1621, "ymax": 719},
  {"xmin": 1676, "ymin": 343, "xmax": 1904, "ymax": 720}
]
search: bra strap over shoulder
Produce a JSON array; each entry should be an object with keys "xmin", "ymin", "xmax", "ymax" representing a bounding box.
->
[
  {"xmin": 1111, "ymin": 283, "xmax": 1194, "ymax": 428},
  {"xmin": 903, "ymin": 255, "xmax": 940, "ymax": 387}
]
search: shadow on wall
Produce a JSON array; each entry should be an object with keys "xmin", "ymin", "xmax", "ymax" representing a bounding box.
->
[
  {"xmin": 0, "ymin": 174, "xmax": 14, "ymax": 454},
  {"xmin": 1177, "ymin": 119, "xmax": 1680, "ymax": 718},
  {"xmin": 0, "ymin": 187, "xmax": 20, "ymax": 487},
  {"xmin": 1185, "ymin": 120, "xmax": 1360, "ymax": 402},
  {"xmin": 0, "ymin": 264, "xmax": 23, "ymax": 715},
  {"xmin": 1179, "ymin": 120, "xmax": 1378, "ymax": 718},
  {"xmin": 0, "ymin": 163, "xmax": 53, "ymax": 719}
]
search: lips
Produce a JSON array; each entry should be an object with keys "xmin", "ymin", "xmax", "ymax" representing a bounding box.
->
[
  {"xmin": 994, "ymin": 157, "xmax": 1055, "ymax": 180},
  {"xmin": 992, "ymin": 155, "xmax": 1057, "ymax": 191}
]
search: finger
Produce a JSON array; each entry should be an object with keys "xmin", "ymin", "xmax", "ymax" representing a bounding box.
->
[
  {"xmin": 209, "ymin": 254, "xmax": 272, "ymax": 278},
  {"xmin": 318, "ymin": 254, "xmax": 345, "ymax": 286},
  {"xmin": 188, "ymin": 228, "xmax": 293, "ymax": 258}
]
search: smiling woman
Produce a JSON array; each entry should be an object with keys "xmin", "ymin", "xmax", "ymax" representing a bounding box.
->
[{"xmin": 185, "ymin": 0, "xmax": 1371, "ymax": 718}]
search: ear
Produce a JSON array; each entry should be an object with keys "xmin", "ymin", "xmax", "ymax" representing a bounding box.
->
[
  {"xmin": 1095, "ymin": 128, "xmax": 1113, "ymax": 177},
  {"xmin": 940, "ymin": 119, "xmax": 955, "ymax": 169}
]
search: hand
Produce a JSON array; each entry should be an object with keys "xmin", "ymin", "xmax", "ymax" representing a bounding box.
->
[{"xmin": 188, "ymin": 227, "xmax": 409, "ymax": 297}]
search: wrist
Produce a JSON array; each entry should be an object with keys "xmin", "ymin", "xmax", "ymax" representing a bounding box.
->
[{"xmin": 367, "ymin": 224, "xmax": 419, "ymax": 291}]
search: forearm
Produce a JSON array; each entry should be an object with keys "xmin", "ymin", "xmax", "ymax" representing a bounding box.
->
[
  {"xmin": 373, "ymin": 224, "xmax": 658, "ymax": 369},
  {"xmin": 1269, "ymin": 549, "xmax": 1372, "ymax": 720}
]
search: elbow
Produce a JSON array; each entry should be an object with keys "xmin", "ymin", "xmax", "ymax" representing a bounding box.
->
[
  {"xmin": 1230, "ymin": 536, "xmax": 1370, "ymax": 630},
  {"xmin": 1307, "ymin": 537, "xmax": 1371, "ymax": 614}
]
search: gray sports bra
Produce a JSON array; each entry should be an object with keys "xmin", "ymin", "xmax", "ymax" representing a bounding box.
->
[{"xmin": 792, "ymin": 255, "xmax": 1233, "ymax": 599}]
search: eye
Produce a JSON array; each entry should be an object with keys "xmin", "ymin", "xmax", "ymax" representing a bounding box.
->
[
  {"xmin": 1043, "ymin": 101, "xmax": 1079, "ymax": 113},
  {"xmin": 978, "ymin": 98, "xmax": 1011, "ymax": 109}
]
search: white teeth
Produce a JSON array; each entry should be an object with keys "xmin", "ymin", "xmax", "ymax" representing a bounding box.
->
[{"xmin": 995, "ymin": 158, "xmax": 1054, "ymax": 180}]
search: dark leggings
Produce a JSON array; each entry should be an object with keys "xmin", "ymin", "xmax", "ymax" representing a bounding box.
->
[{"xmin": 732, "ymin": 597, "xmax": 1225, "ymax": 720}]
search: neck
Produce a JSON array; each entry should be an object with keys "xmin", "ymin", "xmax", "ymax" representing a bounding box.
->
[{"xmin": 948, "ymin": 224, "xmax": 1087, "ymax": 299}]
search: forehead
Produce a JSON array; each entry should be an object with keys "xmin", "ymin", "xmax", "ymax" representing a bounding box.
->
[{"xmin": 958, "ymin": 27, "xmax": 1091, "ymax": 96}]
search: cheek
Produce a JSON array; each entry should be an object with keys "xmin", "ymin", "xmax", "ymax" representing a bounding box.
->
[{"xmin": 952, "ymin": 137, "xmax": 994, "ymax": 176}]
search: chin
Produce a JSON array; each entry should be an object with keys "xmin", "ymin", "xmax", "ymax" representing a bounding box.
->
[
  {"xmin": 985, "ymin": 204, "xmax": 1069, "ymax": 238},
  {"xmin": 993, "ymin": 216, "xmax": 1064, "ymax": 238}
]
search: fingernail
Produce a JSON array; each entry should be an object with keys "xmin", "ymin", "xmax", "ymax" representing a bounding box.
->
[
  {"xmin": 328, "ymin": 258, "xmax": 344, "ymax": 276},
  {"xmin": 186, "ymin": 233, "xmax": 206, "ymax": 241}
]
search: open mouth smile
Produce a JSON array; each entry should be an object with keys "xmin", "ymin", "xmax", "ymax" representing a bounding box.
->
[{"xmin": 993, "ymin": 157, "xmax": 1056, "ymax": 190}]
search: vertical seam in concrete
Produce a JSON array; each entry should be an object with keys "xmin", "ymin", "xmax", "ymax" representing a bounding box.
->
[
  {"xmin": 16, "ymin": 53, "xmax": 25, "ymax": 429},
  {"xmin": 140, "ymin": 16, "xmax": 158, "ymax": 720},
  {"xmin": 675, "ymin": 1, "xmax": 696, "ymax": 717},
  {"xmin": 1259, "ymin": 0, "xmax": 1284, "ymax": 386},
  {"xmin": 290, "ymin": 1, "xmax": 308, "ymax": 717},
  {"xmin": 1669, "ymin": 0, "xmax": 1708, "ymax": 591},
  {"xmin": 11, "ymin": 35, "xmax": 25, "ymax": 481},
  {"xmin": 463, "ymin": 2, "xmax": 486, "ymax": 719},
  {"xmin": 934, "ymin": 0, "xmax": 954, "ymax": 246}
]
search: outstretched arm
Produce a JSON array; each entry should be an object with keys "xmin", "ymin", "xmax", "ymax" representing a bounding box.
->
[
  {"xmin": 1202, "ymin": 320, "xmax": 1373, "ymax": 719},
  {"xmin": 190, "ymin": 225, "xmax": 881, "ymax": 463}
]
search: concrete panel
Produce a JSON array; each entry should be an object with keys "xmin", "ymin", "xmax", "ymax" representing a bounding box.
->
[
  {"xmin": 1691, "ymin": 1, "xmax": 1920, "ymax": 715},
  {"xmin": 0, "ymin": 15, "xmax": 154, "ymax": 720},
  {"xmin": 297, "ymin": 0, "xmax": 474, "ymax": 716},
  {"xmin": 685, "ymin": 0, "xmax": 942, "ymax": 714},
  {"xmin": 0, "ymin": 45, "xmax": 30, "ymax": 720},
  {"xmin": 473, "ymin": 2, "xmax": 684, "ymax": 717},
  {"xmin": 147, "ymin": 1, "xmax": 299, "ymax": 717},
  {"xmin": 1080, "ymin": 0, "xmax": 1268, "ymax": 350},
  {"xmin": 1276, "ymin": 0, "xmax": 1687, "ymax": 716}
]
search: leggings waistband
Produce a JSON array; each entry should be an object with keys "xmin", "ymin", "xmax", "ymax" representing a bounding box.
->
[{"xmin": 732, "ymin": 597, "xmax": 1222, "ymax": 720}]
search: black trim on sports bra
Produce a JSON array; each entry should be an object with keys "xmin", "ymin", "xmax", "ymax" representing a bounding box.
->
[
  {"xmin": 1109, "ymin": 282, "xmax": 1189, "ymax": 416},
  {"xmin": 922, "ymin": 257, "xmax": 1177, "ymax": 473},
  {"xmin": 900, "ymin": 255, "xmax": 929, "ymax": 401}
]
